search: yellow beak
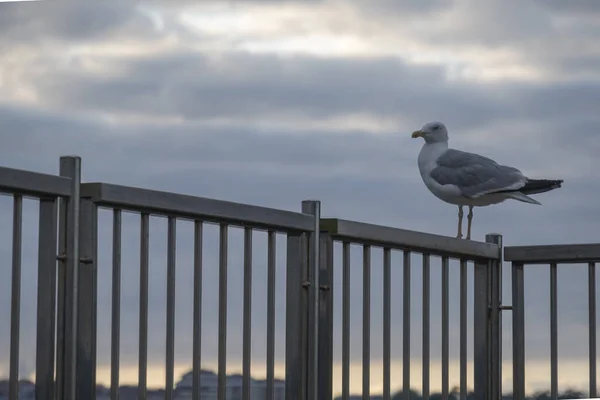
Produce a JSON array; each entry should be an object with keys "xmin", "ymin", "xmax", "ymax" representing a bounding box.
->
[{"xmin": 411, "ymin": 130, "xmax": 424, "ymax": 138}]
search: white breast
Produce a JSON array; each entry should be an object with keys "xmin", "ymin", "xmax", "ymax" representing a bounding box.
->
[
  {"xmin": 417, "ymin": 142, "xmax": 447, "ymax": 177},
  {"xmin": 417, "ymin": 143, "xmax": 464, "ymax": 204}
]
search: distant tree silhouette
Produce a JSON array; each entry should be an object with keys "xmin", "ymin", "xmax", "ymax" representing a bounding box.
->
[
  {"xmin": 333, "ymin": 387, "xmax": 588, "ymax": 400},
  {"xmin": 557, "ymin": 389, "xmax": 585, "ymax": 399},
  {"xmin": 391, "ymin": 389, "xmax": 422, "ymax": 400}
]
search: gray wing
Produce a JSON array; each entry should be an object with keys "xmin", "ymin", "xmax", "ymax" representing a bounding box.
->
[{"xmin": 430, "ymin": 149, "xmax": 526, "ymax": 198}]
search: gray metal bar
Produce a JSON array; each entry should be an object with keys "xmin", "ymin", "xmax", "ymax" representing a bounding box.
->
[
  {"xmin": 266, "ymin": 230, "xmax": 276, "ymax": 400},
  {"xmin": 362, "ymin": 244, "xmax": 371, "ymax": 400},
  {"xmin": 302, "ymin": 200, "xmax": 321, "ymax": 400},
  {"xmin": 55, "ymin": 195, "xmax": 66, "ymax": 400},
  {"xmin": 473, "ymin": 233, "xmax": 503, "ymax": 400},
  {"xmin": 242, "ymin": 227, "xmax": 253, "ymax": 400},
  {"xmin": 460, "ymin": 259, "xmax": 467, "ymax": 400},
  {"xmin": 474, "ymin": 256, "xmax": 489, "ymax": 400},
  {"xmin": 441, "ymin": 256, "xmax": 449, "ymax": 400},
  {"xmin": 9, "ymin": 195, "xmax": 23, "ymax": 400},
  {"xmin": 318, "ymin": 232, "xmax": 334, "ymax": 400},
  {"xmin": 285, "ymin": 233, "xmax": 308, "ymax": 400},
  {"xmin": 165, "ymin": 217, "xmax": 177, "ymax": 400},
  {"xmin": 505, "ymin": 243, "xmax": 600, "ymax": 264},
  {"xmin": 342, "ymin": 241, "xmax": 350, "ymax": 400},
  {"xmin": 0, "ymin": 165, "xmax": 72, "ymax": 197},
  {"xmin": 218, "ymin": 223, "xmax": 228, "ymax": 400},
  {"xmin": 403, "ymin": 250, "xmax": 411, "ymax": 400},
  {"xmin": 81, "ymin": 182, "xmax": 314, "ymax": 231},
  {"xmin": 512, "ymin": 263, "xmax": 525, "ymax": 400},
  {"xmin": 76, "ymin": 198, "xmax": 98, "ymax": 399},
  {"xmin": 487, "ymin": 234, "xmax": 503, "ymax": 400},
  {"xmin": 589, "ymin": 262, "xmax": 597, "ymax": 398},
  {"xmin": 111, "ymin": 209, "xmax": 122, "ymax": 400},
  {"xmin": 36, "ymin": 198, "xmax": 58, "ymax": 400},
  {"xmin": 59, "ymin": 156, "xmax": 81, "ymax": 400},
  {"xmin": 192, "ymin": 221, "xmax": 203, "ymax": 400},
  {"xmin": 422, "ymin": 254, "xmax": 431, "ymax": 400},
  {"xmin": 550, "ymin": 262, "xmax": 558, "ymax": 400},
  {"xmin": 320, "ymin": 219, "xmax": 499, "ymax": 260},
  {"xmin": 383, "ymin": 248, "xmax": 391, "ymax": 400},
  {"xmin": 138, "ymin": 213, "xmax": 150, "ymax": 400}
]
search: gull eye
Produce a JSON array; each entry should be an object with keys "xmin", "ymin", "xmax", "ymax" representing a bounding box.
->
[{"xmin": 432, "ymin": 124, "xmax": 439, "ymax": 130}]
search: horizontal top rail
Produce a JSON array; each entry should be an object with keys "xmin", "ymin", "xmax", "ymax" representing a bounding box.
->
[
  {"xmin": 504, "ymin": 243, "xmax": 600, "ymax": 264},
  {"xmin": 0, "ymin": 166, "xmax": 72, "ymax": 197},
  {"xmin": 80, "ymin": 182, "xmax": 314, "ymax": 232},
  {"xmin": 321, "ymin": 218, "xmax": 501, "ymax": 260}
]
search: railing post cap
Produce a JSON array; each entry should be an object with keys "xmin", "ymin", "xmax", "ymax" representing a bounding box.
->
[
  {"xmin": 301, "ymin": 199, "xmax": 321, "ymax": 204},
  {"xmin": 485, "ymin": 233, "xmax": 503, "ymax": 253},
  {"xmin": 301, "ymin": 200, "xmax": 321, "ymax": 215}
]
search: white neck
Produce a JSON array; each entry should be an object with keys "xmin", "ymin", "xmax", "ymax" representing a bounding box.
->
[{"xmin": 417, "ymin": 141, "xmax": 449, "ymax": 173}]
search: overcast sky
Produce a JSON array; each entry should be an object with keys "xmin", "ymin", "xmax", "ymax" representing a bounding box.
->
[{"xmin": 0, "ymin": 0, "xmax": 599, "ymax": 396}]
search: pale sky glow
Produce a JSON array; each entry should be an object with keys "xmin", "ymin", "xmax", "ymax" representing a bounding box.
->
[
  {"xmin": 1, "ymin": 0, "xmax": 600, "ymax": 398},
  {"xmin": 174, "ymin": 4, "xmax": 552, "ymax": 83},
  {"xmin": 87, "ymin": 358, "xmax": 599, "ymax": 395}
]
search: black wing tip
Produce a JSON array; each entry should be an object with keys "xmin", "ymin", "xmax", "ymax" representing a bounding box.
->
[{"xmin": 518, "ymin": 178, "xmax": 563, "ymax": 195}]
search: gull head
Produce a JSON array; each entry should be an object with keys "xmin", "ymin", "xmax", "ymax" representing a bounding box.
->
[{"xmin": 411, "ymin": 121, "xmax": 449, "ymax": 143}]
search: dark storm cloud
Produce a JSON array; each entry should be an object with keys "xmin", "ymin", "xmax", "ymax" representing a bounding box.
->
[
  {"xmin": 21, "ymin": 47, "xmax": 600, "ymax": 148},
  {"xmin": 0, "ymin": 102, "xmax": 414, "ymax": 186},
  {"xmin": 0, "ymin": 1, "xmax": 148, "ymax": 43},
  {"xmin": 29, "ymin": 51, "xmax": 511, "ymax": 132},
  {"xmin": 536, "ymin": 0, "xmax": 600, "ymax": 16}
]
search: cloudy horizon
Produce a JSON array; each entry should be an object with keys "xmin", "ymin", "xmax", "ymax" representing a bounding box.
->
[{"xmin": 0, "ymin": 0, "xmax": 599, "ymax": 397}]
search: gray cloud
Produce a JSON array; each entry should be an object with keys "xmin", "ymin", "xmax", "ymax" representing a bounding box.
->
[
  {"xmin": 0, "ymin": 1, "xmax": 149, "ymax": 42},
  {"xmin": 536, "ymin": 0, "xmax": 600, "ymax": 15},
  {"xmin": 34, "ymin": 52, "xmax": 499, "ymax": 126}
]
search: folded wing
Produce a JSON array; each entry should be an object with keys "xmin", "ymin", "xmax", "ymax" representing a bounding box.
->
[{"xmin": 430, "ymin": 149, "xmax": 527, "ymax": 198}]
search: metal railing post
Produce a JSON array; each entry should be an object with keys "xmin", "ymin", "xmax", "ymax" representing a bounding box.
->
[
  {"xmin": 301, "ymin": 200, "xmax": 321, "ymax": 400},
  {"xmin": 36, "ymin": 198, "xmax": 59, "ymax": 400},
  {"xmin": 488, "ymin": 234, "xmax": 503, "ymax": 400},
  {"xmin": 285, "ymin": 231, "xmax": 309, "ymax": 400},
  {"xmin": 474, "ymin": 252, "xmax": 490, "ymax": 400},
  {"xmin": 474, "ymin": 233, "xmax": 503, "ymax": 400},
  {"xmin": 76, "ymin": 196, "xmax": 98, "ymax": 399},
  {"xmin": 57, "ymin": 156, "xmax": 82, "ymax": 400},
  {"xmin": 318, "ymin": 230, "xmax": 334, "ymax": 400},
  {"xmin": 512, "ymin": 262, "xmax": 525, "ymax": 400}
]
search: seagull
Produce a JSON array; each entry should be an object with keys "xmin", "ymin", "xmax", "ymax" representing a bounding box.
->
[{"xmin": 411, "ymin": 122, "xmax": 563, "ymax": 240}]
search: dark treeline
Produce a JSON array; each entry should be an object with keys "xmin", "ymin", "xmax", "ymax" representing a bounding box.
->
[{"xmin": 334, "ymin": 388, "xmax": 588, "ymax": 400}]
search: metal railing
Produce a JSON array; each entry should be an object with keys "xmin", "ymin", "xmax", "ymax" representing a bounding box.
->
[
  {"xmin": 0, "ymin": 156, "xmax": 321, "ymax": 400},
  {"xmin": 76, "ymin": 184, "xmax": 321, "ymax": 400},
  {"xmin": 0, "ymin": 161, "xmax": 75, "ymax": 400},
  {"xmin": 1, "ymin": 154, "xmax": 597, "ymax": 400},
  {"xmin": 318, "ymin": 218, "xmax": 503, "ymax": 400},
  {"xmin": 505, "ymin": 244, "xmax": 600, "ymax": 400}
]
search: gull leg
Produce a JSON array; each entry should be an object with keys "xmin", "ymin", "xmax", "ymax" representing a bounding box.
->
[
  {"xmin": 456, "ymin": 206, "xmax": 463, "ymax": 239},
  {"xmin": 466, "ymin": 206, "xmax": 474, "ymax": 240}
]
